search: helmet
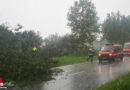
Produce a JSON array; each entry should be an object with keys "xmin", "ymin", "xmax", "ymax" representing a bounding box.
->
[{"xmin": 33, "ymin": 47, "xmax": 37, "ymax": 51}]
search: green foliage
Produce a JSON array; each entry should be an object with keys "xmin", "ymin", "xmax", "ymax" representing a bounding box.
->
[
  {"xmin": 0, "ymin": 24, "xmax": 54, "ymax": 87},
  {"xmin": 96, "ymin": 73, "xmax": 130, "ymax": 90},
  {"xmin": 67, "ymin": 0, "xmax": 99, "ymax": 55},
  {"xmin": 43, "ymin": 34, "xmax": 72, "ymax": 56},
  {"xmin": 102, "ymin": 12, "xmax": 130, "ymax": 44},
  {"xmin": 42, "ymin": 0, "xmax": 99, "ymax": 56},
  {"xmin": 52, "ymin": 56, "xmax": 88, "ymax": 67},
  {"xmin": 43, "ymin": 33, "xmax": 97, "ymax": 56},
  {"xmin": 52, "ymin": 56, "xmax": 97, "ymax": 67}
]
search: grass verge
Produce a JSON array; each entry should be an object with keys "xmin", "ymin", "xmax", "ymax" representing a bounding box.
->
[
  {"xmin": 52, "ymin": 56, "xmax": 97, "ymax": 67},
  {"xmin": 96, "ymin": 73, "xmax": 130, "ymax": 90}
]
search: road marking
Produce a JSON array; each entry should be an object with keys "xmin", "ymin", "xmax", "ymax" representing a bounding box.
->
[{"xmin": 69, "ymin": 71, "xmax": 85, "ymax": 76}]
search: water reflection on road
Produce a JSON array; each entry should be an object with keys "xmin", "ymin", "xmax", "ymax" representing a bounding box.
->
[
  {"xmin": 13, "ymin": 57, "xmax": 130, "ymax": 90},
  {"xmin": 41, "ymin": 57, "xmax": 130, "ymax": 90}
]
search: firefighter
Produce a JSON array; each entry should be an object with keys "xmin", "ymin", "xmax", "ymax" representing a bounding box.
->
[{"xmin": 88, "ymin": 45, "xmax": 94, "ymax": 62}]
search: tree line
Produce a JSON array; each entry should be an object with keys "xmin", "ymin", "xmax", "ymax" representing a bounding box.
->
[{"xmin": 102, "ymin": 12, "xmax": 130, "ymax": 44}]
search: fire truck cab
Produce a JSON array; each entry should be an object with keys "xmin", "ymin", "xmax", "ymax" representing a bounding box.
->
[
  {"xmin": 98, "ymin": 44, "xmax": 123, "ymax": 63},
  {"xmin": 123, "ymin": 42, "xmax": 130, "ymax": 56}
]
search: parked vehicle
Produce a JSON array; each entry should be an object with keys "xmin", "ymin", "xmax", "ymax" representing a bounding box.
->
[
  {"xmin": 98, "ymin": 44, "xmax": 123, "ymax": 63},
  {"xmin": 123, "ymin": 42, "xmax": 130, "ymax": 56}
]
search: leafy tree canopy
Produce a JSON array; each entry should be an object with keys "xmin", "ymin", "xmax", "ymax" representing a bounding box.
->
[
  {"xmin": 67, "ymin": 0, "xmax": 99, "ymax": 45},
  {"xmin": 102, "ymin": 12, "xmax": 130, "ymax": 44}
]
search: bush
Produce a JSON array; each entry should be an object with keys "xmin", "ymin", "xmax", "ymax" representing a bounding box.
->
[{"xmin": 0, "ymin": 24, "xmax": 54, "ymax": 87}]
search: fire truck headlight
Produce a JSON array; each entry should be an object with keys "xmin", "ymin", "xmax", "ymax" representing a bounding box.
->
[
  {"xmin": 109, "ymin": 53, "xmax": 113, "ymax": 56},
  {"xmin": 98, "ymin": 54, "xmax": 101, "ymax": 56}
]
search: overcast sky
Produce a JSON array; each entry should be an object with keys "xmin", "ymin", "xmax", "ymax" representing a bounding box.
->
[{"xmin": 0, "ymin": 0, "xmax": 130, "ymax": 38}]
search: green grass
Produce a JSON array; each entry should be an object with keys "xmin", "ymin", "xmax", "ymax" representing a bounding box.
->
[
  {"xmin": 52, "ymin": 56, "xmax": 97, "ymax": 67},
  {"xmin": 96, "ymin": 73, "xmax": 130, "ymax": 90}
]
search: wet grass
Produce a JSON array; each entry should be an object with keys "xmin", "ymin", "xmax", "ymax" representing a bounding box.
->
[
  {"xmin": 96, "ymin": 73, "xmax": 130, "ymax": 90},
  {"xmin": 52, "ymin": 56, "xmax": 97, "ymax": 67}
]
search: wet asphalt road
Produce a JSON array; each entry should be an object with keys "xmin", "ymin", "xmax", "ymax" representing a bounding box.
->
[
  {"xmin": 41, "ymin": 57, "xmax": 130, "ymax": 90},
  {"xmin": 12, "ymin": 57, "xmax": 130, "ymax": 90}
]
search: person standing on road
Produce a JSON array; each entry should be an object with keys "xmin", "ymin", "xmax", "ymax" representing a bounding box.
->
[{"xmin": 88, "ymin": 45, "xmax": 95, "ymax": 62}]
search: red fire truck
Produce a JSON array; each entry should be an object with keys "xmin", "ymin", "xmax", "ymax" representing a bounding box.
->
[
  {"xmin": 98, "ymin": 44, "xmax": 123, "ymax": 63},
  {"xmin": 123, "ymin": 42, "xmax": 130, "ymax": 56}
]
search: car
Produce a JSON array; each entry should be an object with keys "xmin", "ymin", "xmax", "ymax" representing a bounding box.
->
[
  {"xmin": 98, "ymin": 44, "xmax": 123, "ymax": 63},
  {"xmin": 123, "ymin": 42, "xmax": 130, "ymax": 56}
]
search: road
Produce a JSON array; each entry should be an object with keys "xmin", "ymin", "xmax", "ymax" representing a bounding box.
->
[
  {"xmin": 42, "ymin": 57, "xmax": 130, "ymax": 90},
  {"xmin": 13, "ymin": 57, "xmax": 130, "ymax": 90}
]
